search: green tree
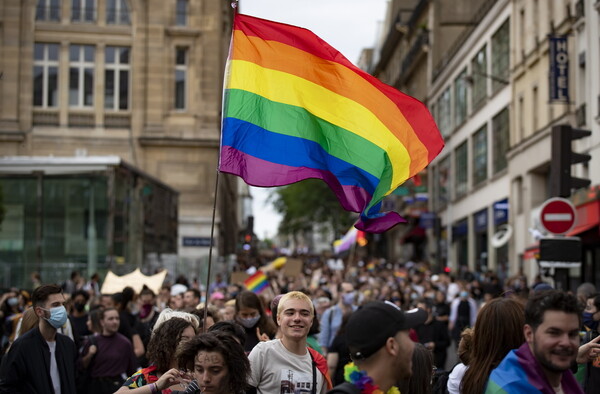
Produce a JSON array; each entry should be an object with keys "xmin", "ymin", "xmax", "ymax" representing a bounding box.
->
[{"xmin": 270, "ymin": 179, "xmax": 355, "ymax": 238}]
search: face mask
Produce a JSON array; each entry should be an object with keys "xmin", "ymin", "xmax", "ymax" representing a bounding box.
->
[
  {"xmin": 460, "ymin": 291, "xmax": 469, "ymax": 298},
  {"xmin": 139, "ymin": 304, "xmax": 153, "ymax": 319},
  {"xmin": 42, "ymin": 305, "xmax": 68, "ymax": 329},
  {"xmin": 238, "ymin": 315, "xmax": 260, "ymax": 328},
  {"xmin": 73, "ymin": 302, "xmax": 85, "ymax": 313},
  {"xmin": 342, "ymin": 292, "xmax": 355, "ymax": 306},
  {"xmin": 583, "ymin": 312, "xmax": 599, "ymax": 330},
  {"xmin": 7, "ymin": 297, "xmax": 18, "ymax": 307}
]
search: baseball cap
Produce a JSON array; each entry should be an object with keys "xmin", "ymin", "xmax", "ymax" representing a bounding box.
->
[{"xmin": 346, "ymin": 301, "xmax": 427, "ymax": 360}]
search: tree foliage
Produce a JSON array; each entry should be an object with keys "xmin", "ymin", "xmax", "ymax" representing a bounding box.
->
[{"xmin": 269, "ymin": 179, "xmax": 355, "ymax": 237}]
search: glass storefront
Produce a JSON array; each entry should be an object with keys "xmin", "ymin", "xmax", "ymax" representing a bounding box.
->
[{"xmin": 0, "ymin": 164, "xmax": 177, "ymax": 289}]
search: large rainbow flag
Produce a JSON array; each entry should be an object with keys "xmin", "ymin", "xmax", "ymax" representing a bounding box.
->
[{"xmin": 220, "ymin": 13, "xmax": 444, "ymax": 233}]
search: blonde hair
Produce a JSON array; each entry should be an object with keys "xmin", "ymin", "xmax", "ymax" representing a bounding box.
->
[
  {"xmin": 277, "ymin": 291, "xmax": 314, "ymax": 316},
  {"xmin": 152, "ymin": 308, "xmax": 199, "ymax": 333}
]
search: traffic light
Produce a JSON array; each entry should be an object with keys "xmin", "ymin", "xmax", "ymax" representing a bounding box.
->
[{"xmin": 550, "ymin": 124, "xmax": 591, "ymax": 197}]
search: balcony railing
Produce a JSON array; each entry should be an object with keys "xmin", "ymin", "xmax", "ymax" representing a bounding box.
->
[{"xmin": 32, "ymin": 109, "xmax": 59, "ymax": 126}]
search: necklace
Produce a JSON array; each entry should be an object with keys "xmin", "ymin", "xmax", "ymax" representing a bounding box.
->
[{"xmin": 344, "ymin": 362, "xmax": 400, "ymax": 394}]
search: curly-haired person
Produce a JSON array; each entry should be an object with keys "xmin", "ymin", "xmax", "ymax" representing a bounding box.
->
[
  {"xmin": 176, "ymin": 331, "xmax": 250, "ymax": 394},
  {"xmin": 116, "ymin": 317, "xmax": 197, "ymax": 393}
]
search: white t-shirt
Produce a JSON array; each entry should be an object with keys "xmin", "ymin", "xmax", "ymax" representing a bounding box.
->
[
  {"xmin": 447, "ymin": 363, "xmax": 468, "ymax": 394},
  {"xmin": 248, "ymin": 339, "xmax": 327, "ymax": 394},
  {"xmin": 47, "ymin": 341, "xmax": 61, "ymax": 394}
]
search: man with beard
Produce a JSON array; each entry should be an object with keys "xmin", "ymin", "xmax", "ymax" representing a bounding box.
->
[
  {"xmin": 485, "ymin": 290, "xmax": 583, "ymax": 393},
  {"xmin": 328, "ymin": 301, "xmax": 427, "ymax": 394},
  {"xmin": 0, "ymin": 284, "xmax": 77, "ymax": 393}
]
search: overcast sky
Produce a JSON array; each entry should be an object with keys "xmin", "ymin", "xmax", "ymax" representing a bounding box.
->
[{"xmin": 237, "ymin": 0, "xmax": 390, "ymax": 239}]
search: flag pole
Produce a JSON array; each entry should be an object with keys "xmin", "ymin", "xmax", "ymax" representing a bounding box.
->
[
  {"xmin": 204, "ymin": 169, "xmax": 220, "ymax": 332},
  {"xmin": 202, "ymin": 0, "xmax": 237, "ymax": 332}
]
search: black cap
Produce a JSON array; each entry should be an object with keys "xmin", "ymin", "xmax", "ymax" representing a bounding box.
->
[{"xmin": 346, "ymin": 301, "xmax": 427, "ymax": 360}]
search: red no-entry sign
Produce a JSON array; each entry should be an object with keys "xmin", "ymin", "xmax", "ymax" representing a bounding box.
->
[{"xmin": 539, "ymin": 198, "xmax": 576, "ymax": 235}]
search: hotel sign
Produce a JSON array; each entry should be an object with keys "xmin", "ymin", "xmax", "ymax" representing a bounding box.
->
[{"xmin": 549, "ymin": 35, "xmax": 569, "ymax": 103}]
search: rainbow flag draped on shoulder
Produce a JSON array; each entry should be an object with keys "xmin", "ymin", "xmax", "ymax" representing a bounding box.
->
[
  {"xmin": 485, "ymin": 343, "xmax": 583, "ymax": 394},
  {"xmin": 219, "ymin": 13, "xmax": 444, "ymax": 233}
]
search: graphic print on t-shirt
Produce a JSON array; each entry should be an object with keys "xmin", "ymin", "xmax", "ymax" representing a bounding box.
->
[{"xmin": 279, "ymin": 368, "xmax": 313, "ymax": 393}]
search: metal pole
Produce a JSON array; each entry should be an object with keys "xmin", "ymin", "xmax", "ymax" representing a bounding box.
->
[{"xmin": 203, "ymin": 169, "xmax": 220, "ymax": 332}]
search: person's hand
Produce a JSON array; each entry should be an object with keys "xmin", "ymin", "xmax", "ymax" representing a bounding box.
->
[
  {"xmin": 577, "ymin": 334, "xmax": 600, "ymax": 364},
  {"xmin": 155, "ymin": 368, "xmax": 189, "ymax": 391},
  {"xmin": 256, "ymin": 327, "xmax": 269, "ymax": 342},
  {"xmin": 87, "ymin": 345, "xmax": 97, "ymax": 356}
]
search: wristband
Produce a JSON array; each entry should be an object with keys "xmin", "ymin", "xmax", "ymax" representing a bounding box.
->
[{"xmin": 150, "ymin": 383, "xmax": 158, "ymax": 394}]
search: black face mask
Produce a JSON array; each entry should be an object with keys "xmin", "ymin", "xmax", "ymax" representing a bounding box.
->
[{"xmin": 74, "ymin": 302, "xmax": 86, "ymax": 313}]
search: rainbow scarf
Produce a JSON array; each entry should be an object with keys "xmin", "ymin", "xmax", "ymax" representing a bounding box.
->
[
  {"xmin": 220, "ymin": 13, "xmax": 443, "ymax": 233},
  {"xmin": 485, "ymin": 342, "xmax": 583, "ymax": 393},
  {"xmin": 244, "ymin": 270, "xmax": 269, "ymax": 293}
]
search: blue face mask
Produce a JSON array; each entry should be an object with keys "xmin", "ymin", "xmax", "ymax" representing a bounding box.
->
[
  {"xmin": 342, "ymin": 292, "xmax": 356, "ymax": 306},
  {"xmin": 42, "ymin": 305, "xmax": 68, "ymax": 329},
  {"xmin": 238, "ymin": 315, "xmax": 260, "ymax": 328},
  {"xmin": 583, "ymin": 312, "xmax": 599, "ymax": 331}
]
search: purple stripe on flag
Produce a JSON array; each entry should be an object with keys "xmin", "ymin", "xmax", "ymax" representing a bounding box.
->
[{"xmin": 220, "ymin": 146, "xmax": 371, "ymax": 213}]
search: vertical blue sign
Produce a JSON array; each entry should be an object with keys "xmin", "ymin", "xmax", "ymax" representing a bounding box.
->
[{"xmin": 549, "ymin": 35, "xmax": 569, "ymax": 103}]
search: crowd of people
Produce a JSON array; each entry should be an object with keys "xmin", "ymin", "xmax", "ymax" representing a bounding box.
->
[{"xmin": 0, "ymin": 256, "xmax": 599, "ymax": 393}]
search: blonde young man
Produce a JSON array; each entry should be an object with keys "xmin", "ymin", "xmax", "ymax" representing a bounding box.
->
[{"xmin": 248, "ymin": 291, "xmax": 331, "ymax": 394}]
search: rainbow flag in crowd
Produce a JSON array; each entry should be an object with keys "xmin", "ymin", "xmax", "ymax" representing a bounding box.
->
[
  {"xmin": 244, "ymin": 270, "xmax": 269, "ymax": 293},
  {"xmin": 333, "ymin": 227, "xmax": 367, "ymax": 254},
  {"xmin": 219, "ymin": 13, "xmax": 443, "ymax": 233},
  {"xmin": 394, "ymin": 269, "xmax": 408, "ymax": 280}
]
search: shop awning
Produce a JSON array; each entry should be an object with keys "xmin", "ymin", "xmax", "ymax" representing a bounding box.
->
[{"xmin": 567, "ymin": 200, "xmax": 599, "ymax": 236}]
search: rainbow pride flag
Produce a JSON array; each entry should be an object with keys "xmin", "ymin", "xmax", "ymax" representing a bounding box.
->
[
  {"xmin": 485, "ymin": 343, "xmax": 582, "ymax": 393},
  {"xmin": 220, "ymin": 14, "xmax": 444, "ymax": 233},
  {"xmin": 244, "ymin": 270, "xmax": 269, "ymax": 293}
]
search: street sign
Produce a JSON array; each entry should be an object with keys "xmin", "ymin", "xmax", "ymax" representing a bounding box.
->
[
  {"xmin": 539, "ymin": 197, "xmax": 576, "ymax": 234},
  {"xmin": 538, "ymin": 237, "xmax": 581, "ymax": 268}
]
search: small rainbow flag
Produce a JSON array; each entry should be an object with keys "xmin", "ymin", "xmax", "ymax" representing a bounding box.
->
[
  {"xmin": 219, "ymin": 13, "xmax": 443, "ymax": 233},
  {"xmin": 244, "ymin": 270, "xmax": 269, "ymax": 293}
]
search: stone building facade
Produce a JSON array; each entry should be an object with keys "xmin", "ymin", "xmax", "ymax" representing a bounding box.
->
[{"xmin": 0, "ymin": 0, "xmax": 239, "ymax": 276}]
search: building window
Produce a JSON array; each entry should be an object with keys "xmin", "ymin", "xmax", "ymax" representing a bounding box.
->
[
  {"xmin": 107, "ymin": 0, "xmax": 130, "ymax": 24},
  {"xmin": 174, "ymin": 47, "xmax": 187, "ymax": 110},
  {"xmin": 491, "ymin": 19, "xmax": 509, "ymax": 93},
  {"xmin": 472, "ymin": 124, "xmax": 488, "ymax": 186},
  {"xmin": 455, "ymin": 141, "xmax": 468, "ymax": 198},
  {"xmin": 492, "ymin": 107, "xmax": 509, "ymax": 174},
  {"xmin": 36, "ymin": 0, "xmax": 61, "ymax": 21},
  {"xmin": 454, "ymin": 68, "xmax": 467, "ymax": 125},
  {"xmin": 176, "ymin": 0, "xmax": 188, "ymax": 26},
  {"xmin": 435, "ymin": 155, "xmax": 451, "ymax": 210},
  {"xmin": 71, "ymin": 0, "xmax": 96, "ymax": 23},
  {"xmin": 437, "ymin": 87, "xmax": 452, "ymax": 138},
  {"xmin": 69, "ymin": 45, "xmax": 95, "ymax": 107},
  {"xmin": 33, "ymin": 43, "xmax": 60, "ymax": 108},
  {"xmin": 105, "ymin": 47, "xmax": 130, "ymax": 110},
  {"xmin": 471, "ymin": 45, "xmax": 487, "ymax": 109}
]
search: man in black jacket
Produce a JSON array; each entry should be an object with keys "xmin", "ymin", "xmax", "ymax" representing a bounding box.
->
[
  {"xmin": 0, "ymin": 284, "xmax": 77, "ymax": 393},
  {"xmin": 414, "ymin": 298, "xmax": 451, "ymax": 369}
]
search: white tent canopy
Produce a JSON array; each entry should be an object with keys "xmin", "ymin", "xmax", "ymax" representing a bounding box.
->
[{"xmin": 100, "ymin": 268, "xmax": 167, "ymax": 295}]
